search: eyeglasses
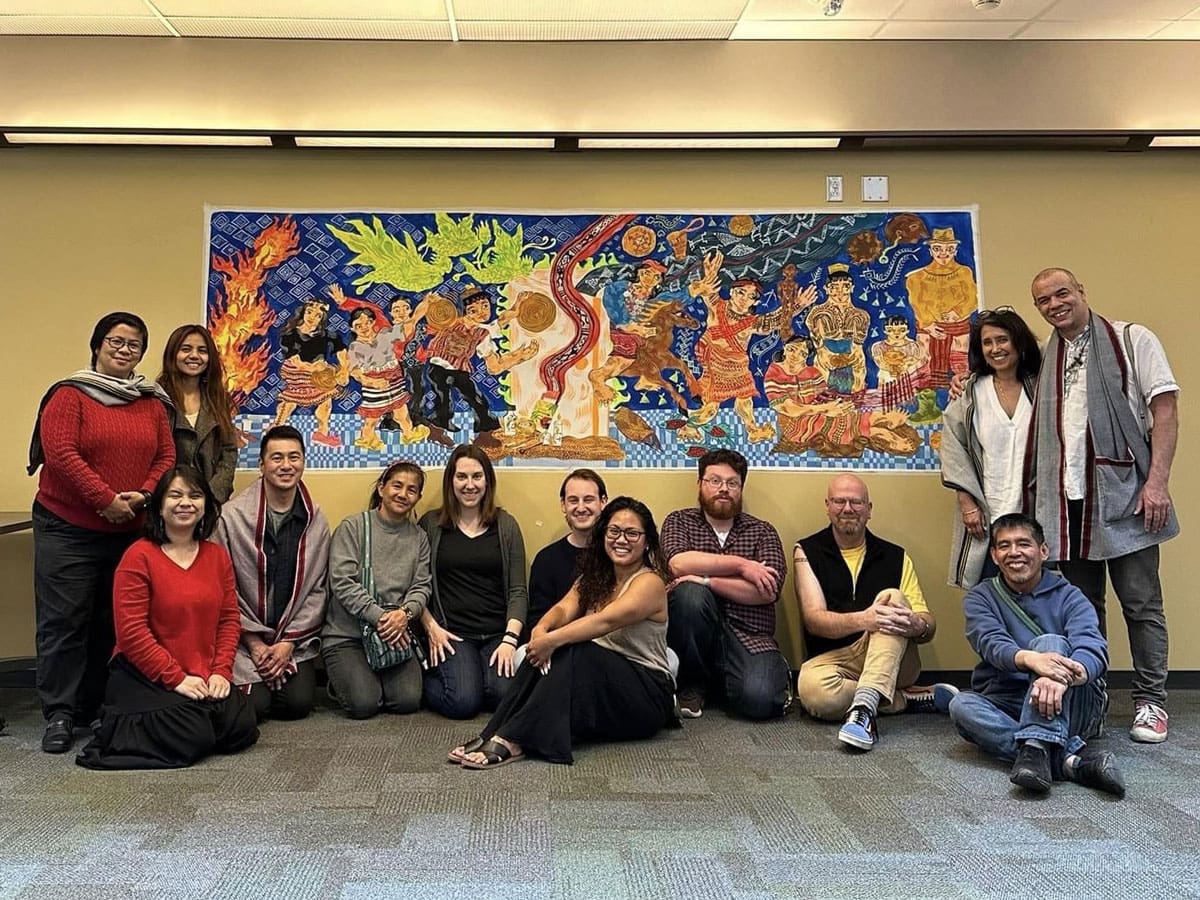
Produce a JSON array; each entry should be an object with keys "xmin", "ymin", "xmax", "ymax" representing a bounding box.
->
[
  {"xmin": 826, "ymin": 497, "xmax": 867, "ymax": 509},
  {"xmin": 103, "ymin": 336, "xmax": 144, "ymax": 353},
  {"xmin": 605, "ymin": 525, "xmax": 645, "ymax": 542},
  {"xmin": 701, "ymin": 476, "xmax": 743, "ymax": 491}
]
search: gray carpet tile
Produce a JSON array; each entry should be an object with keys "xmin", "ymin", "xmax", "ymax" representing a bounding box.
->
[{"xmin": 1, "ymin": 686, "xmax": 1198, "ymax": 899}]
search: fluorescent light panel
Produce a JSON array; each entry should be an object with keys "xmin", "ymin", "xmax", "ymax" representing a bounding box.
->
[
  {"xmin": 1150, "ymin": 136, "xmax": 1200, "ymax": 147},
  {"xmin": 578, "ymin": 137, "xmax": 840, "ymax": 149},
  {"xmin": 295, "ymin": 136, "xmax": 554, "ymax": 148},
  {"xmin": 5, "ymin": 132, "xmax": 271, "ymax": 146}
]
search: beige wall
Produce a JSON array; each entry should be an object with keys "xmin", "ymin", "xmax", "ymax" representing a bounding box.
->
[{"xmin": 1, "ymin": 146, "xmax": 1196, "ymax": 670}]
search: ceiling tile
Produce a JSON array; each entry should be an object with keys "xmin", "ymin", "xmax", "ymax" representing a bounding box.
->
[
  {"xmin": 875, "ymin": 19, "xmax": 1024, "ymax": 38},
  {"xmin": 157, "ymin": 0, "xmax": 447, "ymax": 18},
  {"xmin": 741, "ymin": 0, "xmax": 903, "ymax": 21},
  {"xmin": 894, "ymin": 0, "xmax": 1057, "ymax": 20},
  {"xmin": 1151, "ymin": 20, "xmax": 1200, "ymax": 36},
  {"xmin": 170, "ymin": 17, "xmax": 453, "ymax": 38},
  {"xmin": 453, "ymin": 0, "xmax": 744, "ymax": 21},
  {"xmin": 730, "ymin": 18, "xmax": 884, "ymax": 38},
  {"xmin": 457, "ymin": 20, "xmax": 735, "ymax": 39},
  {"xmin": 1019, "ymin": 20, "xmax": 1168, "ymax": 39},
  {"xmin": 0, "ymin": 0, "xmax": 148, "ymax": 12},
  {"xmin": 0, "ymin": 14, "xmax": 169, "ymax": 34},
  {"xmin": 1042, "ymin": 0, "xmax": 1200, "ymax": 19}
]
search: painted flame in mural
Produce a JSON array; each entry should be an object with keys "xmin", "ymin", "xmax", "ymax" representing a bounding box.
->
[{"xmin": 208, "ymin": 217, "xmax": 299, "ymax": 406}]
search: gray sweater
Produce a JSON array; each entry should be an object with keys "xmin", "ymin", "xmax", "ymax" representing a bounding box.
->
[{"xmin": 322, "ymin": 510, "xmax": 432, "ymax": 648}]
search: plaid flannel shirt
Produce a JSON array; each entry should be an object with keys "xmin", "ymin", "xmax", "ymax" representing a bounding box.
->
[{"xmin": 661, "ymin": 507, "xmax": 785, "ymax": 654}]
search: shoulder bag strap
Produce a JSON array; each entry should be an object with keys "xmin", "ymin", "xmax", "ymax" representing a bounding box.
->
[{"xmin": 988, "ymin": 576, "xmax": 1044, "ymax": 637}]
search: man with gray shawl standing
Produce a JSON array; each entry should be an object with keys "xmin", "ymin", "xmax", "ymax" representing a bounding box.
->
[
  {"xmin": 1026, "ymin": 268, "xmax": 1179, "ymax": 743},
  {"xmin": 213, "ymin": 425, "xmax": 330, "ymax": 722}
]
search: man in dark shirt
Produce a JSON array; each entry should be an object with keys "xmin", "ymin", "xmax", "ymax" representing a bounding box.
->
[
  {"xmin": 525, "ymin": 469, "xmax": 608, "ymax": 636},
  {"xmin": 661, "ymin": 449, "xmax": 789, "ymax": 720}
]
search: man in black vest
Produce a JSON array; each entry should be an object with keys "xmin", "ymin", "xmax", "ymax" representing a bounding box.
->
[{"xmin": 794, "ymin": 474, "xmax": 940, "ymax": 750}]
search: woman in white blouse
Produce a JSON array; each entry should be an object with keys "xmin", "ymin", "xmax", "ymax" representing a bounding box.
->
[{"xmin": 940, "ymin": 307, "xmax": 1043, "ymax": 587}]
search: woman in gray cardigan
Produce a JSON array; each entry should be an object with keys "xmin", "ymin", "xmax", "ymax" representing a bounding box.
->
[
  {"xmin": 323, "ymin": 461, "xmax": 431, "ymax": 718},
  {"xmin": 419, "ymin": 444, "xmax": 528, "ymax": 719}
]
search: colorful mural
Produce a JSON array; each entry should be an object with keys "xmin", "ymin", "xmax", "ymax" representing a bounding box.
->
[{"xmin": 203, "ymin": 208, "xmax": 982, "ymax": 470}]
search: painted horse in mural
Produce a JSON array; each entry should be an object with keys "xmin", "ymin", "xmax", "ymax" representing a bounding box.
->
[{"xmin": 619, "ymin": 300, "xmax": 702, "ymax": 411}]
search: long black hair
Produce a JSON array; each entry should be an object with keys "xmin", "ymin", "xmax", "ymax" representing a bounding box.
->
[
  {"xmin": 143, "ymin": 465, "xmax": 221, "ymax": 543},
  {"xmin": 576, "ymin": 497, "xmax": 666, "ymax": 612}
]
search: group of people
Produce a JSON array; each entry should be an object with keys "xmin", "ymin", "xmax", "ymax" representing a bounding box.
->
[{"xmin": 26, "ymin": 264, "xmax": 1177, "ymax": 798}]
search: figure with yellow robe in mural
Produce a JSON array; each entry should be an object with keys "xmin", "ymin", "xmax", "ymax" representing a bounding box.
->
[{"xmin": 905, "ymin": 226, "xmax": 977, "ymax": 391}]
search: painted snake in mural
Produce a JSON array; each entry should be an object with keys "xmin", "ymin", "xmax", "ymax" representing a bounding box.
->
[{"xmin": 538, "ymin": 213, "xmax": 638, "ymax": 402}]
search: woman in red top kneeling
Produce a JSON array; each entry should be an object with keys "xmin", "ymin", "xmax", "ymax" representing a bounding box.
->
[{"xmin": 77, "ymin": 466, "xmax": 259, "ymax": 770}]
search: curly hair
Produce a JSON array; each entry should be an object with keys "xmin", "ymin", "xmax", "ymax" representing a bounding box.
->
[{"xmin": 576, "ymin": 497, "xmax": 666, "ymax": 612}]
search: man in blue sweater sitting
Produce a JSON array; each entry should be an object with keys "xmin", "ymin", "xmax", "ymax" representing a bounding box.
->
[{"xmin": 948, "ymin": 512, "xmax": 1125, "ymax": 797}]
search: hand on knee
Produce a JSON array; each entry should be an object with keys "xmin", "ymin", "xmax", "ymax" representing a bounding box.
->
[{"xmin": 876, "ymin": 588, "xmax": 910, "ymax": 610}]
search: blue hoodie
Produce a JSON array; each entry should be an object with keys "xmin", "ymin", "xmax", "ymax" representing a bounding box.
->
[{"xmin": 963, "ymin": 569, "xmax": 1108, "ymax": 698}]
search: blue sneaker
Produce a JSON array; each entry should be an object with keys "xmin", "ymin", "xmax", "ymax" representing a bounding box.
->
[
  {"xmin": 838, "ymin": 706, "xmax": 877, "ymax": 751},
  {"xmin": 933, "ymin": 683, "xmax": 960, "ymax": 713}
]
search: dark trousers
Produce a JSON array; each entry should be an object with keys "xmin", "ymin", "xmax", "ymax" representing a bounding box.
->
[
  {"xmin": 481, "ymin": 642, "xmax": 675, "ymax": 764},
  {"xmin": 323, "ymin": 640, "xmax": 422, "ymax": 719},
  {"xmin": 247, "ymin": 658, "xmax": 318, "ymax": 722},
  {"xmin": 667, "ymin": 581, "xmax": 791, "ymax": 720},
  {"xmin": 422, "ymin": 635, "xmax": 512, "ymax": 719},
  {"xmin": 33, "ymin": 502, "xmax": 136, "ymax": 722},
  {"xmin": 425, "ymin": 363, "xmax": 500, "ymax": 433},
  {"xmin": 1061, "ymin": 499, "xmax": 1169, "ymax": 705}
]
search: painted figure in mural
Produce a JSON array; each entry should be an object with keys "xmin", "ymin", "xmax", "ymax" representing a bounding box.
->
[
  {"xmin": 690, "ymin": 251, "xmax": 817, "ymax": 443},
  {"xmin": 805, "ymin": 264, "xmax": 869, "ymax": 397},
  {"xmin": 590, "ymin": 258, "xmax": 669, "ymax": 403},
  {"xmin": 345, "ymin": 308, "xmax": 430, "ymax": 451},
  {"xmin": 380, "ymin": 295, "xmax": 455, "ymax": 448},
  {"xmin": 274, "ymin": 300, "xmax": 350, "ymax": 447},
  {"xmin": 764, "ymin": 337, "xmax": 919, "ymax": 458},
  {"xmin": 905, "ymin": 226, "xmax": 978, "ymax": 390},
  {"xmin": 870, "ymin": 314, "xmax": 927, "ymax": 412},
  {"xmin": 414, "ymin": 285, "xmax": 538, "ymax": 452}
]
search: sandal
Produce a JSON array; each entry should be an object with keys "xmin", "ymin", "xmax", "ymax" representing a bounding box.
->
[
  {"xmin": 460, "ymin": 738, "xmax": 525, "ymax": 770},
  {"xmin": 447, "ymin": 736, "xmax": 485, "ymax": 764}
]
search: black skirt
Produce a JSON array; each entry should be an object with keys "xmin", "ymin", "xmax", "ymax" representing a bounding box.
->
[
  {"xmin": 480, "ymin": 641, "xmax": 677, "ymax": 764},
  {"xmin": 76, "ymin": 656, "xmax": 259, "ymax": 770}
]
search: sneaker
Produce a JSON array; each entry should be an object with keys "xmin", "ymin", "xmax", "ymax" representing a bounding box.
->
[
  {"xmin": 677, "ymin": 689, "xmax": 705, "ymax": 719},
  {"xmin": 1009, "ymin": 742, "xmax": 1052, "ymax": 794},
  {"xmin": 901, "ymin": 683, "xmax": 959, "ymax": 714},
  {"xmin": 1130, "ymin": 701, "xmax": 1168, "ymax": 743},
  {"xmin": 838, "ymin": 705, "xmax": 877, "ymax": 751},
  {"xmin": 1066, "ymin": 749, "xmax": 1126, "ymax": 798},
  {"xmin": 41, "ymin": 716, "xmax": 75, "ymax": 754}
]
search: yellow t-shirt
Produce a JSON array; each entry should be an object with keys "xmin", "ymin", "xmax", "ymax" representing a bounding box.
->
[{"xmin": 839, "ymin": 544, "xmax": 928, "ymax": 614}]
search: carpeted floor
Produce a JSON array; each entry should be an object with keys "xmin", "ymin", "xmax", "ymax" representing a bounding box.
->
[{"xmin": 0, "ymin": 687, "xmax": 1196, "ymax": 899}]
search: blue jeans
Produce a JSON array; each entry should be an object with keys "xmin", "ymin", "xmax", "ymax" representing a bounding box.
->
[
  {"xmin": 667, "ymin": 581, "xmax": 790, "ymax": 720},
  {"xmin": 949, "ymin": 634, "xmax": 1108, "ymax": 768},
  {"xmin": 422, "ymin": 635, "xmax": 512, "ymax": 719}
]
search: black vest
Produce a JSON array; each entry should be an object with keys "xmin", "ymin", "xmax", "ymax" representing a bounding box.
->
[{"xmin": 799, "ymin": 526, "xmax": 905, "ymax": 658}]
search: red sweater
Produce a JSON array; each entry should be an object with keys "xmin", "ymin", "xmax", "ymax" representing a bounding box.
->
[
  {"xmin": 35, "ymin": 386, "xmax": 175, "ymax": 532},
  {"xmin": 114, "ymin": 539, "xmax": 241, "ymax": 689}
]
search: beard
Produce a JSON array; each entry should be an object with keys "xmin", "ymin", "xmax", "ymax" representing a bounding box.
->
[{"xmin": 699, "ymin": 492, "xmax": 742, "ymax": 522}]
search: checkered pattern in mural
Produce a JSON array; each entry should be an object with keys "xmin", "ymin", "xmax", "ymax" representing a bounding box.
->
[{"xmin": 204, "ymin": 207, "xmax": 982, "ymax": 471}]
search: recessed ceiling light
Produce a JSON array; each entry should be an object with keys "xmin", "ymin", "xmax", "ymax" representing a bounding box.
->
[
  {"xmin": 294, "ymin": 136, "xmax": 554, "ymax": 148},
  {"xmin": 578, "ymin": 137, "xmax": 840, "ymax": 149},
  {"xmin": 4, "ymin": 133, "xmax": 271, "ymax": 146}
]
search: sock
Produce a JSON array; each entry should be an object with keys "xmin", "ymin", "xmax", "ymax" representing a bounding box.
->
[
  {"xmin": 1063, "ymin": 754, "xmax": 1080, "ymax": 778},
  {"xmin": 851, "ymin": 687, "xmax": 883, "ymax": 716}
]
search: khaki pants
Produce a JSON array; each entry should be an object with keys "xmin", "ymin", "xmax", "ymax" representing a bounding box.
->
[{"xmin": 797, "ymin": 588, "xmax": 922, "ymax": 720}]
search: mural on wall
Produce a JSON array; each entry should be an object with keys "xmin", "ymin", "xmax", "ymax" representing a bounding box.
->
[{"xmin": 204, "ymin": 207, "xmax": 982, "ymax": 470}]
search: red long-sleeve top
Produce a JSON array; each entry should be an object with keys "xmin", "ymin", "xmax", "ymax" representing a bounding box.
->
[
  {"xmin": 113, "ymin": 539, "xmax": 241, "ymax": 689},
  {"xmin": 35, "ymin": 386, "xmax": 175, "ymax": 532}
]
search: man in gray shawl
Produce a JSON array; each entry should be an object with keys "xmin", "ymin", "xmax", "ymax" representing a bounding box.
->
[
  {"xmin": 1025, "ymin": 268, "xmax": 1179, "ymax": 744},
  {"xmin": 213, "ymin": 425, "xmax": 330, "ymax": 722}
]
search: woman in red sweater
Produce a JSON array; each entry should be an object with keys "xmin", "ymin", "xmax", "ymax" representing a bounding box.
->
[
  {"xmin": 29, "ymin": 312, "xmax": 176, "ymax": 754},
  {"xmin": 77, "ymin": 466, "xmax": 258, "ymax": 770}
]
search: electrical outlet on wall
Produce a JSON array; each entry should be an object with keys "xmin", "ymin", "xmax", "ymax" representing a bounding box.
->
[{"xmin": 826, "ymin": 175, "xmax": 844, "ymax": 203}]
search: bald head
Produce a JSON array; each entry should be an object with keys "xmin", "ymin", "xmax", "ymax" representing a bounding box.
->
[
  {"xmin": 824, "ymin": 474, "xmax": 872, "ymax": 548},
  {"xmin": 1031, "ymin": 267, "xmax": 1081, "ymax": 293}
]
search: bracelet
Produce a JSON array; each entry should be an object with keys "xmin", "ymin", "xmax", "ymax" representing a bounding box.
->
[
  {"xmin": 501, "ymin": 636, "xmax": 519, "ymax": 648},
  {"xmin": 504, "ymin": 630, "xmax": 521, "ymax": 641}
]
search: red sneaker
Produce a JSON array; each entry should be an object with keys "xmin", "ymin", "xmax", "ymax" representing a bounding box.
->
[{"xmin": 1130, "ymin": 700, "xmax": 1168, "ymax": 743}]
